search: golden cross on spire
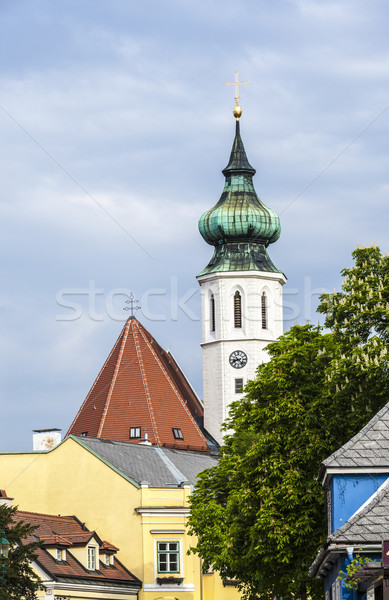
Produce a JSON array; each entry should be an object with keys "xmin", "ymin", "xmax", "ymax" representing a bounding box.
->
[{"xmin": 225, "ymin": 70, "xmax": 249, "ymax": 105}]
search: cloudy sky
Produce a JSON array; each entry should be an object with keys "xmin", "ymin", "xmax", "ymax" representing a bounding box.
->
[{"xmin": 0, "ymin": 0, "xmax": 388, "ymax": 451}]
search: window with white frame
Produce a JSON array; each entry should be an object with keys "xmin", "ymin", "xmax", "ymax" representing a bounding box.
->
[
  {"xmin": 87, "ymin": 546, "xmax": 97, "ymax": 570},
  {"xmin": 56, "ymin": 548, "xmax": 65, "ymax": 561},
  {"xmin": 157, "ymin": 541, "xmax": 180, "ymax": 573},
  {"xmin": 104, "ymin": 553, "xmax": 112, "ymax": 566}
]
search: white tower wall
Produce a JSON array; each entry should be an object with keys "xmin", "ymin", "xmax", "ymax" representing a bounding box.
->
[{"xmin": 199, "ymin": 270, "xmax": 286, "ymax": 444}]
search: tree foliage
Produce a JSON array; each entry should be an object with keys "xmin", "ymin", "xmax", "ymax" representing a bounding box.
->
[
  {"xmin": 0, "ymin": 504, "xmax": 41, "ymax": 600},
  {"xmin": 188, "ymin": 245, "xmax": 389, "ymax": 600},
  {"xmin": 338, "ymin": 555, "xmax": 378, "ymax": 590}
]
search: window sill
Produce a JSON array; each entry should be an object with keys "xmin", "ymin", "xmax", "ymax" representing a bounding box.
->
[
  {"xmin": 156, "ymin": 577, "xmax": 184, "ymax": 585},
  {"xmin": 223, "ymin": 579, "xmax": 239, "ymax": 587}
]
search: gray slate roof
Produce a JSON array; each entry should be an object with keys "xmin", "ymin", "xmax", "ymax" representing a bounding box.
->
[
  {"xmin": 322, "ymin": 401, "xmax": 389, "ymax": 470},
  {"xmin": 73, "ymin": 435, "xmax": 218, "ymax": 487}
]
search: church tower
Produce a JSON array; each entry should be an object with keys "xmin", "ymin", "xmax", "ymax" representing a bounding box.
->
[{"xmin": 197, "ymin": 95, "xmax": 286, "ymax": 444}]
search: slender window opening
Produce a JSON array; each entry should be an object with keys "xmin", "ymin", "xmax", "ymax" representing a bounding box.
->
[
  {"xmin": 261, "ymin": 292, "xmax": 267, "ymax": 330},
  {"xmin": 210, "ymin": 294, "xmax": 215, "ymax": 332},
  {"xmin": 87, "ymin": 546, "xmax": 96, "ymax": 570},
  {"xmin": 234, "ymin": 291, "xmax": 242, "ymax": 328},
  {"xmin": 235, "ymin": 378, "xmax": 244, "ymax": 393}
]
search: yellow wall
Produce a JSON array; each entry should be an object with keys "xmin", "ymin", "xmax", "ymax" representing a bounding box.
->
[
  {"xmin": 0, "ymin": 439, "xmax": 142, "ymax": 573},
  {"xmin": 0, "ymin": 438, "xmax": 241, "ymax": 600}
]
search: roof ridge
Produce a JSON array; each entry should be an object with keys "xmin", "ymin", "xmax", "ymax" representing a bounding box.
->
[
  {"xmin": 16, "ymin": 510, "xmax": 76, "ymax": 520},
  {"xmin": 133, "ymin": 320, "xmax": 161, "ymax": 445},
  {"xmin": 153, "ymin": 446, "xmax": 188, "ymax": 484},
  {"xmin": 98, "ymin": 319, "xmax": 131, "ymax": 437},
  {"xmin": 137, "ymin": 323, "xmax": 206, "ymax": 441}
]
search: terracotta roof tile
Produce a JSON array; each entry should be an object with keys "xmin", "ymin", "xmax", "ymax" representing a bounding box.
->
[
  {"xmin": 66, "ymin": 318, "xmax": 208, "ymax": 451},
  {"xmin": 15, "ymin": 511, "xmax": 140, "ymax": 586},
  {"xmin": 40, "ymin": 534, "xmax": 72, "ymax": 546},
  {"xmin": 101, "ymin": 540, "xmax": 119, "ymax": 552}
]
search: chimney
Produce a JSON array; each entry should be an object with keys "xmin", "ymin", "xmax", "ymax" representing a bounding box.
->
[
  {"xmin": 33, "ymin": 429, "xmax": 62, "ymax": 451},
  {"xmin": 139, "ymin": 430, "xmax": 152, "ymax": 446},
  {"xmin": 0, "ymin": 490, "xmax": 13, "ymax": 508}
]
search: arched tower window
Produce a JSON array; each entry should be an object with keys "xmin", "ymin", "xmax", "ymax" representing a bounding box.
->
[
  {"xmin": 261, "ymin": 291, "xmax": 267, "ymax": 330},
  {"xmin": 210, "ymin": 294, "xmax": 215, "ymax": 332},
  {"xmin": 234, "ymin": 291, "xmax": 242, "ymax": 328}
]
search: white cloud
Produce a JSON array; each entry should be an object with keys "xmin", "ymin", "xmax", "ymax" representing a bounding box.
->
[{"xmin": 0, "ymin": 0, "xmax": 389, "ymax": 450}]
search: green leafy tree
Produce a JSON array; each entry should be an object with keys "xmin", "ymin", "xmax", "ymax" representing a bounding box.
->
[
  {"xmin": 318, "ymin": 244, "xmax": 389, "ymax": 441},
  {"xmin": 188, "ymin": 245, "xmax": 389, "ymax": 600},
  {"xmin": 0, "ymin": 504, "xmax": 41, "ymax": 600},
  {"xmin": 338, "ymin": 555, "xmax": 378, "ymax": 590}
]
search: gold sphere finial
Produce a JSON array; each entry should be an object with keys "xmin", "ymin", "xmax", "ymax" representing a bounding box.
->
[
  {"xmin": 233, "ymin": 104, "xmax": 242, "ymax": 120},
  {"xmin": 225, "ymin": 70, "xmax": 249, "ymax": 121}
]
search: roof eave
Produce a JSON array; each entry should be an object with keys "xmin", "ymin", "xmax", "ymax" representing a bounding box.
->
[{"xmin": 309, "ymin": 543, "xmax": 382, "ymax": 579}]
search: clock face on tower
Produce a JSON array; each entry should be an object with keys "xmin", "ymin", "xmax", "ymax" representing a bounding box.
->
[{"xmin": 229, "ymin": 350, "xmax": 248, "ymax": 369}]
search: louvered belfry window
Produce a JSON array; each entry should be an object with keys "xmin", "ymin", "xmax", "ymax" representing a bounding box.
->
[
  {"xmin": 210, "ymin": 294, "xmax": 215, "ymax": 332},
  {"xmin": 234, "ymin": 291, "xmax": 242, "ymax": 328},
  {"xmin": 261, "ymin": 291, "xmax": 267, "ymax": 330}
]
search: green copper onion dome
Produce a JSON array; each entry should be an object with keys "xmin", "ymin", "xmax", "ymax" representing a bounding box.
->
[{"xmin": 198, "ymin": 118, "xmax": 282, "ymax": 276}]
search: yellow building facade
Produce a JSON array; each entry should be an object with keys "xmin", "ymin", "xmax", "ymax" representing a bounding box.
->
[{"xmin": 0, "ymin": 435, "xmax": 240, "ymax": 600}]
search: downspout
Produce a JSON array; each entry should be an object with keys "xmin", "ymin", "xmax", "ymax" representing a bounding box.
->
[
  {"xmin": 346, "ymin": 547, "xmax": 355, "ymax": 600},
  {"xmin": 200, "ymin": 558, "xmax": 204, "ymax": 600}
]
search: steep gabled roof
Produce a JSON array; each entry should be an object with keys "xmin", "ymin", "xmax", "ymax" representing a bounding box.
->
[
  {"xmin": 320, "ymin": 401, "xmax": 389, "ymax": 480},
  {"xmin": 66, "ymin": 318, "xmax": 209, "ymax": 452},
  {"xmin": 15, "ymin": 511, "xmax": 141, "ymax": 587}
]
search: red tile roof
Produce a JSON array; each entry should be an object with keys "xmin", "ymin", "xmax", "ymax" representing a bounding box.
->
[
  {"xmin": 66, "ymin": 318, "xmax": 208, "ymax": 451},
  {"xmin": 15, "ymin": 510, "xmax": 140, "ymax": 586},
  {"xmin": 101, "ymin": 540, "xmax": 119, "ymax": 552},
  {"xmin": 39, "ymin": 534, "xmax": 72, "ymax": 546}
]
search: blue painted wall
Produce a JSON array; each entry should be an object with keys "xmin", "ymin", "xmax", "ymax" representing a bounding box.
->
[
  {"xmin": 331, "ymin": 474, "xmax": 388, "ymax": 533},
  {"xmin": 323, "ymin": 553, "xmax": 380, "ymax": 600}
]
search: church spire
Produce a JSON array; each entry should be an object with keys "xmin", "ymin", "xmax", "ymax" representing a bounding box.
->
[
  {"xmin": 197, "ymin": 92, "xmax": 286, "ymax": 444},
  {"xmin": 198, "ymin": 108, "xmax": 282, "ymax": 276},
  {"xmin": 222, "ymin": 120, "xmax": 256, "ymax": 176}
]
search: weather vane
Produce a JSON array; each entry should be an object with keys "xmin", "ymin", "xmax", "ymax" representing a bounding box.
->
[
  {"xmin": 123, "ymin": 292, "xmax": 141, "ymax": 318},
  {"xmin": 225, "ymin": 70, "xmax": 249, "ymax": 120}
]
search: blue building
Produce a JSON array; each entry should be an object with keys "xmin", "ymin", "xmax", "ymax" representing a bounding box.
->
[{"xmin": 309, "ymin": 402, "xmax": 389, "ymax": 600}]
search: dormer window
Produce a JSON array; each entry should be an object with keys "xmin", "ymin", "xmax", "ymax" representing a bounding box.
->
[
  {"xmin": 88, "ymin": 546, "xmax": 97, "ymax": 570},
  {"xmin": 172, "ymin": 428, "xmax": 183, "ymax": 440},
  {"xmin": 104, "ymin": 553, "xmax": 113, "ymax": 566},
  {"xmin": 56, "ymin": 548, "xmax": 66, "ymax": 561},
  {"xmin": 130, "ymin": 427, "xmax": 141, "ymax": 439}
]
